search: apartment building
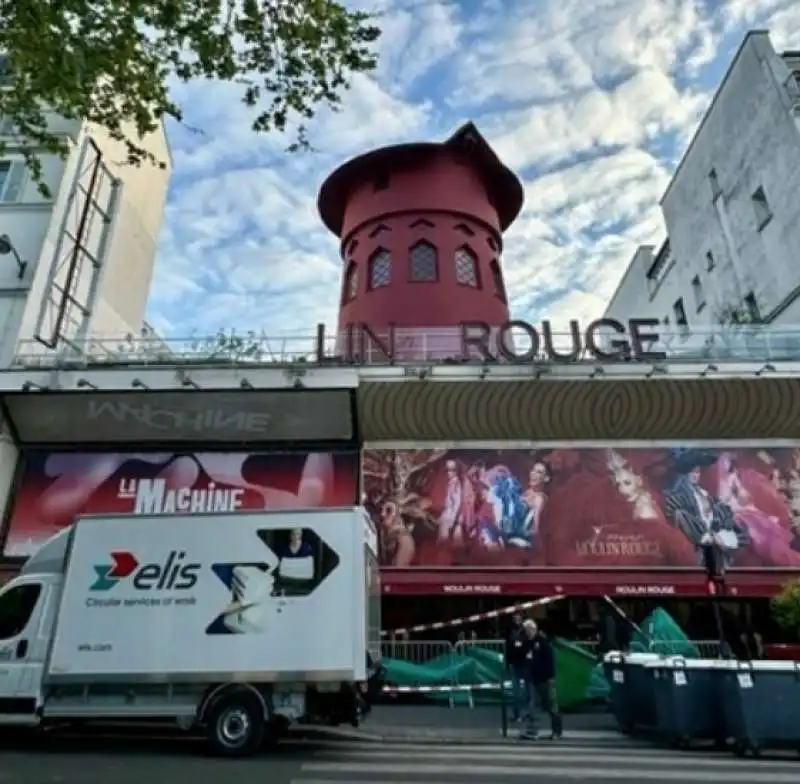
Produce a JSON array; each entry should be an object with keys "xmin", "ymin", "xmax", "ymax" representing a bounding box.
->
[
  {"xmin": 604, "ymin": 31, "xmax": 800, "ymax": 348},
  {"xmin": 0, "ymin": 59, "xmax": 172, "ymax": 365}
]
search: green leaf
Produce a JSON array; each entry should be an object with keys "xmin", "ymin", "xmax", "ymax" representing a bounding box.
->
[
  {"xmin": 771, "ymin": 580, "xmax": 800, "ymax": 632},
  {"xmin": 0, "ymin": 0, "xmax": 381, "ymax": 189}
]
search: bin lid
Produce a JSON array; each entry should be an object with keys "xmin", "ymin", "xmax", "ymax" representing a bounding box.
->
[
  {"xmin": 676, "ymin": 659, "xmax": 800, "ymax": 672},
  {"xmin": 643, "ymin": 657, "xmax": 723, "ymax": 670},
  {"xmin": 729, "ymin": 660, "xmax": 800, "ymax": 672},
  {"xmin": 624, "ymin": 652, "xmax": 663, "ymax": 664}
]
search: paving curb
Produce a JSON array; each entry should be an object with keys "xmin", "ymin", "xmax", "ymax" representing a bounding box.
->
[{"xmin": 295, "ymin": 726, "xmax": 637, "ymax": 747}]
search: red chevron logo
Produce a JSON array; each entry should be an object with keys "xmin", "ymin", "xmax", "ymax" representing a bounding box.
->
[{"xmin": 108, "ymin": 551, "xmax": 139, "ymax": 578}]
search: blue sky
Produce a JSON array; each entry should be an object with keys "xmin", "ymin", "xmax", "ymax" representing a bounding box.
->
[{"xmin": 146, "ymin": 0, "xmax": 800, "ymax": 340}]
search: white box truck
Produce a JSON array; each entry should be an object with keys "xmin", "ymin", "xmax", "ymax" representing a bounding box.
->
[{"xmin": 0, "ymin": 506, "xmax": 383, "ymax": 756}]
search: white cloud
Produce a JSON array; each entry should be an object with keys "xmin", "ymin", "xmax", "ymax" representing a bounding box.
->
[{"xmin": 145, "ymin": 0, "xmax": 799, "ymax": 344}]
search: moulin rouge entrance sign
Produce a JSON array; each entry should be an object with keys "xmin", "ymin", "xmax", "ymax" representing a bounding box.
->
[{"xmin": 315, "ymin": 318, "xmax": 667, "ymax": 363}]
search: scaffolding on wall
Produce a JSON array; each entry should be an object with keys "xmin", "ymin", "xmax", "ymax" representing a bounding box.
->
[{"xmin": 33, "ymin": 136, "xmax": 121, "ymax": 351}]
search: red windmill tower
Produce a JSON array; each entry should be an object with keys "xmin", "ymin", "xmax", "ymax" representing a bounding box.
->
[{"xmin": 317, "ymin": 123, "xmax": 524, "ymax": 360}]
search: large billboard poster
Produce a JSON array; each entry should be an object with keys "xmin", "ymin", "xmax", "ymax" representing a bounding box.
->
[
  {"xmin": 363, "ymin": 447, "xmax": 800, "ymax": 569},
  {"xmin": 3, "ymin": 451, "xmax": 358, "ymax": 558}
]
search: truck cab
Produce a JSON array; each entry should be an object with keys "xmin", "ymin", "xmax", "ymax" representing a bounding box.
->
[{"xmin": 0, "ymin": 529, "xmax": 68, "ymax": 724}]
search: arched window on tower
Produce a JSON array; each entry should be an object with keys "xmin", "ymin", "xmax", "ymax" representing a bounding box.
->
[
  {"xmin": 490, "ymin": 259, "xmax": 506, "ymax": 301},
  {"xmin": 455, "ymin": 246, "xmax": 479, "ymax": 288},
  {"xmin": 409, "ymin": 241, "xmax": 438, "ymax": 282},
  {"xmin": 368, "ymin": 248, "xmax": 391, "ymax": 289},
  {"xmin": 342, "ymin": 262, "xmax": 358, "ymax": 303}
]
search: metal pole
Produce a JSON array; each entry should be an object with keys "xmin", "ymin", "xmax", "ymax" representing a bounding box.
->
[
  {"xmin": 500, "ymin": 679, "xmax": 508, "ymax": 738},
  {"xmin": 711, "ymin": 579, "xmax": 733, "ymax": 659}
]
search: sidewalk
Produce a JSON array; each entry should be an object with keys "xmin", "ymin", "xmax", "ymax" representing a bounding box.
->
[{"xmin": 299, "ymin": 704, "xmax": 633, "ymax": 746}]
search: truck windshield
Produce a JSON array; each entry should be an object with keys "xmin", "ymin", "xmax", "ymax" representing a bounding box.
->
[{"xmin": 0, "ymin": 583, "xmax": 41, "ymax": 639}]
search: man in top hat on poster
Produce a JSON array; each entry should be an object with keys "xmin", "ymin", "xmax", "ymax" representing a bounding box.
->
[{"xmin": 664, "ymin": 449, "xmax": 749, "ymax": 569}]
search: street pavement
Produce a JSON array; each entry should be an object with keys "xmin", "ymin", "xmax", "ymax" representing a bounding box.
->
[
  {"xmin": 0, "ymin": 726, "xmax": 798, "ymax": 783},
  {"xmin": 289, "ymin": 737, "xmax": 800, "ymax": 783}
]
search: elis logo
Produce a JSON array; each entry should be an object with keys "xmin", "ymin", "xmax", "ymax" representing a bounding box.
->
[{"xmin": 90, "ymin": 551, "xmax": 201, "ymax": 592}]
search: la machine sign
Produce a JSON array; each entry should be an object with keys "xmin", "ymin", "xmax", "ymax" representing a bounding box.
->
[{"xmin": 3, "ymin": 389, "xmax": 354, "ymax": 444}]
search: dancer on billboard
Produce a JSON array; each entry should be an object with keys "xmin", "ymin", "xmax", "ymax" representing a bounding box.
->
[
  {"xmin": 606, "ymin": 450, "xmax": 659, "ymax": 520},
  {"xmin": 379, "ymin": 501, "xmax": 416, "ymax": 567},
  {"xmin": 522, "ymin": 462, "xmax": 551, "ymax": 538},
  {"xmin": 663, "ymin": 449, "xmax": 748, "ymax": 568},
  {"xmin": 476, "ymin": 464, "xmax": 543, "ymax": 550},
  {"xmin": 715, "ymin": 453, "xmax": 800, "ymax": 566},
  {"xmin": 438, "ymin": 460, "xmax": 464, "ymax": 542}
]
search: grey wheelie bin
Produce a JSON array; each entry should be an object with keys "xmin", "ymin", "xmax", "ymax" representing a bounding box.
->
[
  {"xmin": 603, "ymin": 651, "xmax": 662, "ymax": 734},
  {"xmin": 718, "ymin": 660, "xmax": 800, "ymax": 758},
  {"xmin": 645, "ymin": 657, "xmax": 727, "ymax": 749}
]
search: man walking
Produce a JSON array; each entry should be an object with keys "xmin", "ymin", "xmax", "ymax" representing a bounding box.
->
[
  {"xmin": 520, "ymin": 619, "xmax": 563, "ymax": 740},
  {"xmin": 505, "ymin": 613, "xmax": 528, "ymax": 722}
]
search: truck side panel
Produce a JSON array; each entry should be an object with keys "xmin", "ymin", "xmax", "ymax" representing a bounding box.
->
[{"xmin": 47, "ymin": 509, "xmax": 362, "ymax": 684}]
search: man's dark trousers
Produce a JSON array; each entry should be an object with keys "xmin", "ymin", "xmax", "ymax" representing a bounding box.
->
[{"xmin": 525, "ymin": 678, "xmax": 562, "ymax": 737}]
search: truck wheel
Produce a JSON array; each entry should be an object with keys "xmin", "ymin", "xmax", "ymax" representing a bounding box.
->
[{"xmin": 206, "ymin": 693, "xmax": 265, "ymax": 757}]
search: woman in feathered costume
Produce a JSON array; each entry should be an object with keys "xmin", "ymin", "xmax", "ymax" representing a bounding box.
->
[{"xmin": 478, "ymin": 469, "xmax": 535, "ymax": 549}]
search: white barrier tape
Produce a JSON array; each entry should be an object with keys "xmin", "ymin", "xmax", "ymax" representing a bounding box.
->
[
  {"xmin": 381, "ymin": 594, "xmax": 565, "ymax": 638},
  {"xmin": 601, "ymin": 594, "xmax": 645, "ymax": 638},
  {"xmin": 382, "ymin": 681, "xmax": 512, "ymax": 694}
]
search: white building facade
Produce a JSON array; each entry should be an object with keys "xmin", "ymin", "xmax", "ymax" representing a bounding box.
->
[
  {"xmin": 604, "ymin": 31, "xmax": 800, "ymax": 352},
  {"xmin": 0, "ymin": 110, "xmax": 172, "ymax": 367}
]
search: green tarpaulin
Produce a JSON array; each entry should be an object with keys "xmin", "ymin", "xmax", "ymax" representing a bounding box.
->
[
  {"xmin": 383, "ymin": 638, "xmax": 596, "ymax": 709},
  {"xmin": 630, "ymin": 607, "xmax": 699, "ymax": 657},
  {"xmin": 382, "ymin": 608, "xmax": 698, "ymax": 708},
  {"xmin": 587, "ymin": 608, "xmax": 699, "ymax": 701}
]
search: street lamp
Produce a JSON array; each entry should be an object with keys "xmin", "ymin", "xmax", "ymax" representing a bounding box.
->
[{"xmin": 0, "ymin": 234, "xmax": 27, "ymax": 279}]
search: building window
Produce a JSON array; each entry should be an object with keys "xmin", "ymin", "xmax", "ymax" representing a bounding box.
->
[
  {"xmin": 751, "ymin": 186, "xmax": 772, "ymax": 230},
  {"xmin": 744, "ymin": 291, "xmax": 761, "ymax": 322},
  {"xmin": 373, "ymin": 171, "xmax": 389, "ymax": 191},
  {"xmin": 487, "ymin": 236, "xmax": 498, "ymax": 251},
  {"xmin": 409, "ymin": 241, "xmax": 438, "ymax": 282},
  {"xmin": 0, "ymin": 160, "xmax": 25, "ymax": 203},
  {"xmin": 455, "ymin": 246, "xmax": 479, "ymax": 287},
  {"xmin": 346, "ymin": 239, "xmax": 359, "ymax": 256},
  {"xmin": 691, "ymin": 276, "xmax": 705, "ymax": 311},
  {"xmin": 368, "ymin": 248, "xmax": 391, "ymax": 290},
  {"xmin": 490, "ymin": 259, "xmax": 506, "ymax": 301},
  {"xmin": 410, "ymin": 218, "xmax": 434, "ymax": 229},
  {"xmin": 709, "ymin": 168, "xmax": 722, "ymax": 200},
  {"xmin": 673, "ymin": 297, "xmax": 688, "ymax": 333},
  {"xmin": 454, "ymin": 223, "xmax": 474, "ymax": 236},
  {"xmin": 343, "ymin": 262, "xmax": 358, "ymax": 303},
  {"xmin": 706, "ymin": 251, "xmax": 715, "ymax": 271}
]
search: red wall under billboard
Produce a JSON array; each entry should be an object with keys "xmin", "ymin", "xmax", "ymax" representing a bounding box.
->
[
  {"xmin": 2, "ymin": 451, "xmax": 358, "ymax": 558},
  {"xmin": 363, "ymin": 447, "xmax": 800, "ymax": 570}
]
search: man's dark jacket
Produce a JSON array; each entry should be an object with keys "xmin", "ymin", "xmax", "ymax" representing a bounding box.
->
[
  {"xmin": 521, "ymin": 633, "xmax": 556, "ymax": 684},
  {"xmin": 505, "ymin": 626, "xmax": 526, "ymax": 668}
]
